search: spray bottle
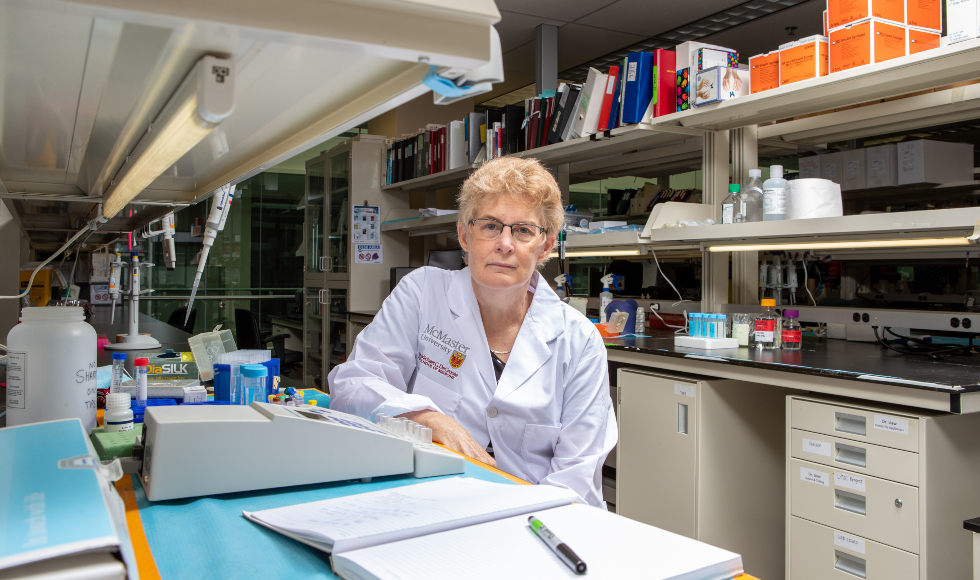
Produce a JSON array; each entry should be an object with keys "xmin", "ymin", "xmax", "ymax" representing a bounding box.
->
[
  {"xmin": 599, "ymin": 274, "xmax": 622, "ymax": 323},
  {"xmin": 554, "ymin": 274, "xmax": 573, "ymax": 301}
]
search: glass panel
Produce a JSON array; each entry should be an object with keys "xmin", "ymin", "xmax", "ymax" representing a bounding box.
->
[
  {"xmin": 306, "ymin": 160, "xmax": 326, "ymax": 273},
  {"xmin": 304, "ymin": 287, "xmax": 323, "ymax": 390},
  {"xmin": 326, "ymin": 152, "xmax": 350, "ymax": 273},
  {"xmin": 325, "ymin": 288, "xmax": 348, "ymax": 377}
]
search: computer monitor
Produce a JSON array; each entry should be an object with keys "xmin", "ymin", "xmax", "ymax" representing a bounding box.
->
[
  {"xmin": 427, "ymin": 249, "xmax": 464, "ymax": 271},
  {"xmin": 390, "ymin": 267, "xmax": 418, "ymax": 292}
]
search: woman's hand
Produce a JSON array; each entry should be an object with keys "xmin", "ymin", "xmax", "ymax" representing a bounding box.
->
[{"xmin": 398, "ymin": 410, "xmax": 497, "ymax": 468}]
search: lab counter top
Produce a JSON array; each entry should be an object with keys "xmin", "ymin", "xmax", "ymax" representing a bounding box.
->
[
  {"xmin": 89, "ymin": 306, "xmax": 192, "ymax": 366},
  {"xmin": 604, "ymin": 331, "xmax": 980, "ymax": 413}
]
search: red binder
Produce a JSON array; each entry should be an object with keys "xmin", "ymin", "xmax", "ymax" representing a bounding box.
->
[
  {"xmin": 651, "ymin": 49, "xmax": 677, "ymax": 118},
  {"xmin": 597, "ymin": 66, "xmax": 620, "ymax": 132}
]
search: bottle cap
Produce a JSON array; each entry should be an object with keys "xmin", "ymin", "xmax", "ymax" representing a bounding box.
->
[
  {"xmin": 242, "ymin": 364, "xmax": 269, "ymax": 378},
  {"xmin": 761, "ymin": 298, "xmax": 776, "ymax": 307},
  {"xmin": 770, "ymin": 165, "xmax": 783, "ymax": 178},
  {"xmin": 749, "ymin": 169, "xmax": 762, "ymax": 178},
  {"xmin": 784, "ymin": 309, "xmax": 800, "ymax": 318},
  {"xmin": 134, "ymin": 357, "xmax": 149, "ymax": 366},
  {"xmin": 729, "ymin": 184, "xmax": 740, "ymax": 193},
  {"xmin": 106, "ymin": 393, "xmax": 131, "ymax": 409},
  {"xmin": 112, "ymin": 353, "xmax": 127, "ymax": 360},
  {"xmin": 308, "ymin": 400, "xmax": 317, "ymax": 406}
]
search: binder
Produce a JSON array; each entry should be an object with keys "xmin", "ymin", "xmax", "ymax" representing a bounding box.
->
[
  {"xmin": 651, "ymin": 49, "xmax": 677, "ymax": 119},
  {"xmin": 416, "ymin": 132, "xmax": 425, "ymax": 178},
  {"xmin": 597, "ymin": 66, "xmax": 619, "ymax": 132},
  {"xmin": 621, "ymin": 52, "xmax": 654, "ymax": 124},
  {"xmin": 485, "ymin": 110, "xmax": 502, "ymax": 159},
  {"xmin": 561, "ymin": 87, "xmax": 584, "ymax": 142},
  {"xmin": 569, "ymin": 68, "xmax": 606, "ymax": 139},
  {"xmin": 448, "ymin": 120, "xmax": 466, "ymax": 169},
  {"xmin": 526, "ymin": 99, "xmax": 541, "ymax": 150},
  {"xmin": 538, "ymin": 97, "xmax": 552, "ymax": 148},
  {"xmin": 503, "ymin": 104, "xmax": 525, "ymax": 154},
  {"xmin": 607, "ymin": 61, "xmax": 624, "ymax": 131},
  {"xmin": 547, "ymin": 84, "xmax": 579, "ymax": 145},
  {"xmin": 465, "ymin": 112, "xmax": 485, "ymax": 164}
]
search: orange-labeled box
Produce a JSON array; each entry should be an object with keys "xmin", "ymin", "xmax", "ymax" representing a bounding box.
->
[
  {"xmin": 824, "ymin": 9, "xmax": 829, "ymax": 35},
  {"xmin": 906, "ymin": 0, "xmax": 942, "ymax": 31},
  {"xmin": 749, "ymin": 52, "xmax": 780, "ymax": 93},
  {"xmin": 829, "ymin": 18, "xmax": 906, "ymax": 73},
  {"xmin": 908, "ymin": 26, "xmax": 941, "ymax": 54},
  {"xmin": 828, "ymin": 0, "xmax": 905, "ymax": 29},
  {"xmin": 779, "ymin": 35, "xmax": 828, "ymax": 86}
]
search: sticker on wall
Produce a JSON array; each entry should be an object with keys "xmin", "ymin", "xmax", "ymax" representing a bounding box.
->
[
  {"xmin": 354, "ymin": 244, "xmax": 383, "ymax": 264},
  {"xmin": 352, "ymin": 205, "xmax": 380, "ymax": 243}
]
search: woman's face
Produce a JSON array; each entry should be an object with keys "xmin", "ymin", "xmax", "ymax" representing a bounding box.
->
[{"xmin": 458, "ymin": 194, "xmax": 556, "ymax": 293}]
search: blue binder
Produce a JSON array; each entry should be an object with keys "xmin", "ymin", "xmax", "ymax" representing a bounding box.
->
[{"xmin": 621, "ymin": 52, "xmax": 654, "ymax": 124}]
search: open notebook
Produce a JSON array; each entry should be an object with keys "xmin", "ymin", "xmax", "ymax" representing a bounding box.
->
[{"xmin": 244, "ymin": 478, "xmax": 743, "ymax": 580}]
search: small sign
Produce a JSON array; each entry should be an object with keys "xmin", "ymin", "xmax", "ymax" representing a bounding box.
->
[
  {"xmin": 834, "ymin": 471, "xmax": 867, "ymax": 493},
  {"xmin": 834, "ymin": 531, "xmax": 867, "ymax": 555},
  {"xmin": 352, "ymin": 205, "xmax": 380, "ymax": 243},
  {"xmin": 873, "ymin": 414, "xmax": 909, "ymax": 435},
  {"xmin": 90, "ymin": 284, "xmax": 111, "ymax": 305},
  {"xmin": 800, "ymin": 466, "xmax": 829, "ymax": 487},
  {"xmin": 354, "ymin": 244, "xmax": 383, "ymax": 265},
  {"xmin": 674, "ymin": 383, "xmax": 695, "ymax": 398},
  {"xmin": 802, "ymin": 437, "xmax": 832, "ymax": 457}
]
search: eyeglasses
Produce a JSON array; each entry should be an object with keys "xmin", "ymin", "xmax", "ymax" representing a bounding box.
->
[{"xmin": 468, "ymin": 219, "xmax": 547, "ymax": 244}]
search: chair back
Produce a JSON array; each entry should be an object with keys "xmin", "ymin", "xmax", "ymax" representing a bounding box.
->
[
  {"xmin": 234, "ymin": 309, "xmax": 264, "ymax": 350},
  {"xmin": 167, "ymin": 306, "xmax": 197, "ymax": 334}
]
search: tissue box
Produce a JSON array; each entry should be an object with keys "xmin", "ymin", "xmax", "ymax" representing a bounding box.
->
[
  {"xmin": 798, "ymin": 156, "xmax": 821, "ymax": 179},
  {"xmin": 182, "ymin": 386, "xmax": 208, "ymax": 403},
  {"xmin": 675, "ymin": 41, "xmax": 735, "ymax": 70},
  {"xmin": 676, "ymin": 68, "xmax": 691, "ymax": 112},
  {"xmin": 691, "ymin": 47, "xmax": 738, "ymax": 72},
  {"xmin": 779, "ymin": 35, "xmax": 828, "ymax": 85},
  {"xmin": 841, "ymin": 149, "xmax": 868, "ymax": 191},
  {"xmin": 866, "ymin": 143, "xmax": 898, "ymax": 188},
  {"xmin": 827, "ymin": 0, "xmax": 905, "ymax": 29},
  {"xmin": 693, "ymin": 66, "xmax": 750, "ymax": 107},
  {"xmin": 908, "ymin": 26, "xmax": 941, "ymax": 55},
  {"xmin": 749, "ymin": 52, "xmax": 780, "ymax": 93},
  {"xmin": 829, "ymin": 19, "xmax": 905, "ymax": 73},
  {"xmin": 897, "ymin": 139, "xmax": 975, "ymax": 185},
  {"xmin": 948, "ymin": 0, "xmax": 980, "ymax": 43}
]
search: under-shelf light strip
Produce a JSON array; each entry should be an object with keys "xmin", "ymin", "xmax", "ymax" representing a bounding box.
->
[{"xmin": 707, "ymin": 237, "xmax": 976, "ymax": 253}]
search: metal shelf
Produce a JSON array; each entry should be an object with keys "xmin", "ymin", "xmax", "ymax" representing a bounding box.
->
[
  {"xmin": 381, "ymin": 211, "xmax": 458, "ymax": 234},
  {"xmin": 383, "ymin": 164, "xmax": 478, "ymax": 192}
]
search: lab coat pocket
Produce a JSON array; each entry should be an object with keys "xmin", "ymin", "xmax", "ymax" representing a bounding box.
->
[
  {"xmin": 411, "ymin": 374, "xmax": 462, "ymax": 416},
  {"xmin": 521, "ymin": 424, "xmax": 560, "ymax": 483}
]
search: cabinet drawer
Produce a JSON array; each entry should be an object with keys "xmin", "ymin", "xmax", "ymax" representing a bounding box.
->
[
  {"xmin": 791, "ymin": 429, "xmax": 919, "ymax": 487},
  {"xmin": 790, "ymin": 516, "xmax": 918, "ymax": 580},
  {"xmin": 792, "ymin": 398, "xmax": 919, "ymax": 453},
  {"xmin": 791, "ymin": 458, "xmax": 919, "ymax": 553}
]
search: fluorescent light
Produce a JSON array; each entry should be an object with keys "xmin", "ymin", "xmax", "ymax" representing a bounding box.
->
[
  {"xmin": 550, "ymin": 249, "xmax": 642, "ymax": 258},
  {"xmin": 103, "ymin": 56, "xmax": 235, "ymax": 218},
  {"xmin": 707, "ymin": 237, "xmax": 974, "ymax": 253}
]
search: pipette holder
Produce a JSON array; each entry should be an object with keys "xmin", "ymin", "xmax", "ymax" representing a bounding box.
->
[{"xmin": 105, "ymin": 259, "xmax": 160, "ymax": 351}]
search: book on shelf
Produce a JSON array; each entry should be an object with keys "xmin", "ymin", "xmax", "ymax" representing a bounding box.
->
[
  {"xmin": 622, "ymin": 52, "xmax": 654, "ymax": 124},
  {"xmin": 503, "ymin": 103, "xmax": 526, "ymax": 154},
  {"xmin": 597, "ymin": 65, "xmax": 620, "ymax": 133},
  {"xmin": 465, "ymin": 111, "xmax": 486, "ymax": 165},
  {"xmin": 448, "ymin": 120, "xmax": 466, "ymax": 170},
  {"xmin": 570, "ymin": 67, "xmax": 607, "ymax": 140},
  {"xmin": 651, "ymin": 48, "xmax": 678, "ymax": 119}
]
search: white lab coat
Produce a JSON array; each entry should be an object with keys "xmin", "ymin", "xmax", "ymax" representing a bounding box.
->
[{"xmin": 328, "ymin": 267, "xmax": 617, "ymax": 508}]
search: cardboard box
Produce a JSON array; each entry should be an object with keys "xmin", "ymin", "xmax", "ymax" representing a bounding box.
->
[
  {"xmin": 829, "ymin": 18, "xmax": 906, "ymax": 73},
  {"xmin": 749, "ymin": 52, "xmax": 780, "ymax": 93},
  {"xmin": 842, "ymin": 149, "xmax": 868, "ymax": 191},
  {"xmin": 908, "ymin": 26, "xmax": 942, "ymax": 54},
  {"xmin": 820, "ymin": 151, "xmax": 844, "ymax": 183},
  {"xmin": 897, "ymin": 139, "xmax": 975, "ymax": 185},
  {"xmin": 798, "ymin": 155, "xmax": 821, "ymax": 179},
  {"xmin": 907, "ymin": 0, "xmax": 942, "ymax": 30},
  {"xmin": 827, "ymin": 0, "xmax": 905, "ymax": 29},
  {"xmin": 865, "ymin": 143, "xmax": 899, "ymax": 188},
  {"xmin": 692, "ymin": 66, "xmax": 751, "ymax": 107},
  {"xmin": 691, "ymin": 47, "xmax": 739, "ymax": 72},
  {"xmin": 824, "ymin": 9, "xmax": 829, "ymax": 35},
  {"xmin": 947, "ymin": 0, "xmax": 979, "ymax": 43},
  {"xmin": 675, "ymin": 41, "xmax": 735, "ymax": 70},
  {"xmin": 676, "ymin": 68, "xmax": 691, "ymax": 112},
  {"xmin": 779, "ymin": 35, "xmax": 828, "ymax": 85}
]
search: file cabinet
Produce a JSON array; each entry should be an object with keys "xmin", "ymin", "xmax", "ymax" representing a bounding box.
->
[{"xmin": 786, "ymin": 395, "xmax": 980, "ymax": 579}]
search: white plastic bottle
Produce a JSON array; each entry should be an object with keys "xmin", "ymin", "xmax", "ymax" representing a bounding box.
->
[
  {"xmin": 599, "ymin": 274, "xmax": 615, "ymax": 323},
  {"xmin": 763, "ymin": 165, "xmax": 787, "ymax": 221},
  {"xmin": 6, "ymin": 307, "xmax": 97, "ymax": 431},
  {"xmin": 741, "ymin": 169, "xmax": 764, "ymax": 222},
  {"xmin": 104, "ymin": 393, "xmax": 134, "ymax": 433}
]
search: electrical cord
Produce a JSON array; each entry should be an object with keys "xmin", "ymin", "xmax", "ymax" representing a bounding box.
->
[
  {"xmin": 802, "ymin": 255, "xmax": 818, "ymax": 307},
  {"xmin": 872, "ymin": 326, "xmax": 974, "ymax": 360},
  {"xmin": 651, "ymin": 249, "xmax": 692, "ymax": 307}
]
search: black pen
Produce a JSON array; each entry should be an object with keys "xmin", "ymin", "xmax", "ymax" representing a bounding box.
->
[{"xmin": 528, "ymin": 515, "xmax": 587, "ymax": 574}]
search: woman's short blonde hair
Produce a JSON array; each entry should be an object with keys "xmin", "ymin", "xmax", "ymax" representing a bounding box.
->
[{"xmin": 457, "ymin": 157, "xmax": 564, "ymax": 236}]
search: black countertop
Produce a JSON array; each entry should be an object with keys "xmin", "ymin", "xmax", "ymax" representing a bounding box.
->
[
  {"xmin": 90, "ymin": 305, "xmax": 192, "ymax": 368},
  {"xmin": 604, "ymin": 332, "xmax": 980, "ymax": 393},
  {"xmin": 964, "ymin": 517, "xmax": 980, "ymax": 534}
]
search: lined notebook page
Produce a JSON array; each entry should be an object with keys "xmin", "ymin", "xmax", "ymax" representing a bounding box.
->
[
  {"xmin": 243, "ymin": 478, "xmax": 578, "ymax": 553},
  {"xmin": 334, "ymin": 503, "xmax": 743, "ymax": 580}
]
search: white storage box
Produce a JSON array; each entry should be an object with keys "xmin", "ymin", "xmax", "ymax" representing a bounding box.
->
[
  {"xmin": 865, "ymin": 143, "xmax": 898, "ymax": 188},
  {"xmin": 841, "ymin": 149, "xmax": 867, "ymax": 191},
  {"xmin": 947, "ymin": 0, "xmax": 980, "ymax": 44},
  {"xmin": 819, "ymin": 152, "xmax": 843, "ymax": 184},
  {"xmin": 798, "ymin": 156, "xmax": 821, "ymax": 179},
  {"xmin": 692, "ymin": 66, "xmax": 750, "ymax": 107},
  {"xmin": 897, "ymin": 139, "xmax": 975, "ymax": 185}
]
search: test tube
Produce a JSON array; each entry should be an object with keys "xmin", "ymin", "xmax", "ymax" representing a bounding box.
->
[
  {"xmin": 110, "ymin": 353, "xmax": 126, "ymax": 394},
  {"xmin": 421, "ymin": 427, "xmax": 433, "ymax": 444},
  {"xmin": 134, "ymin": 358, "xmax": 149, "ymax": 407},
  {"xmin": 688, "ymin": 313, "xmax": 697, "ymax": 336},
  {"xmin": 414, "ymin": 423, "xmax": 423, "ymax": 441},
  {"xmin": 718, "ymin": 314, "xmax": 728, "ymax": 338}
]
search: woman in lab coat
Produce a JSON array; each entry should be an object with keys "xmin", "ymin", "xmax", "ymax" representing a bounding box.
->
[{"xmin": 328, "ymin": 157, "xmax": 617, "ymax": 508}]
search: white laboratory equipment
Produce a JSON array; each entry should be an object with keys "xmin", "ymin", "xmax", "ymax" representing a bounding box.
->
[
  {"xmin": 108, "ymin": 252, "xmax": 123, "ymax": 323},
  {"xmin": 141, "ymin": 213, "xmax": 177, "ymax": 270},
  {"xmin": 104, "ymin": 253, "xmax": 161, "ymax": 350},
  {"xmin": 135, "ymin": 403, "xmax": 466, "ymax": 501}
]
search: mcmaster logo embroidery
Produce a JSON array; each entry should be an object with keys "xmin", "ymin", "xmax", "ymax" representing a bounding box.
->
[
  {"xmin": 420, "ymin": 323, "xmax": 471, "ymax": 359},
  {"xmin": 449, "ymin": 350, "xmax": 466, "ymax": 369}
]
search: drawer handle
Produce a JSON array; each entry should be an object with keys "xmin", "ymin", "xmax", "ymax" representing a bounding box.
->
[
  {"xmin": 835, "ymin": 443, "xmax": 867, "ymax": 468},
  {"xmin": 835, "ymin": 412, "xmax": 867, "ymax": 436},
  {"xmin": 835, "ymin": 550, "xmax": 867, "ymax": 578},
  {"xmin": 678, "ymin": 404, "xmax": 688, "ymax": 434},
  {"xmin": 835, "ymin": 489, "xmax": 867, "ymax": 516}
]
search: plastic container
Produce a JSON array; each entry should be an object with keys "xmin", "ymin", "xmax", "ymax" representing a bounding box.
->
[
  {"xmin": 242, "ymin": 364, "xmax": 269, "ymax": 405},
  {"xmin": 188, "ymin": 329, "xmax": 238, "ymax": 381},
  {"xmin": 104, "ymin": 393, "xmax": 134, "ymax": 433},
  {"xmin": 782, "ymin": 309, "xmax": 803, "ymax": 350},
  {"xmin": 732, "ymin": 313, "xmax": 754, "ymax": 346},
  {"xmin": 110, "ymin": 352, "xmax": 127, "ymax": 394},
  {"xmin": 134, "ymin": 358, "xmax": 149, "ymax": 406},
  {"xmin": 763, "ymin": 165, "xmax": 788, "ymax": 221},
  {"xmin": 132, "ymin": 399, "xmax": 177, "ymax": 423},
  {"xmin": 741, "ymin": 170, "xmax": 764, "ymax": 222},
  {"xmin": 6, "ymin": 307, "xmax": 97, "ymax": 431},
  {"xmin": 754, "ymin": 299, "xmax": 781, "ymax": 350}
]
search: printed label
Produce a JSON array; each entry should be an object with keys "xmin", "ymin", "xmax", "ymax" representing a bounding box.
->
[
  {"xmin": 674, "ymin": 383, "xmax": 695, "ymax": 398},
  {"xmin": 873, "ymin": 414, "xmax": 909, "ymax": 435},
  {"xmin": 802, "ymin": 437, "xmax": 832, "ymax": 457},
  {"xmin": 834, "ymin": 531, "xmax": 867, "ymax": 554},
  {"xmin": 870, "ymin": 158, "xmax": 885, "ymax": 178},
  {"xmin": 627, "ymin": 61, "xmax": 638, "ymax": 82},
  {"xmin": 782, "ymin": 330, "xmax": 802, "ymax": 343},
  {"xmin": 846, "ymin": 160, "xmax": 860, "ymax": 178},
  {"xmin": 834, "ymin": 471, "xmax": 867, "ymax": 492},
  {"xmin": 722, "ymin": 203, "xmax": 735, "ymax": 224},
  {"xmin": 763, "ymin": 187, "xmax": 786, "ymax": 215},
  {"xmin": 755, "ymin": 319, "xmax": 775, "ymax": 342},
  {"xmin": 801, "ymin": 466, "xmax": 829, "ymax": 487},
  {"xmin": 6, "ymin": 351, "xmax": 26, "ymax": 409}
]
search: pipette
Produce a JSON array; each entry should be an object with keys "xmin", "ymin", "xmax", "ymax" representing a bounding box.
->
[
  {"xmin": 108, "ymin": 253, "xmax": 123, "ymax": 324},
  {"xmin": 140, "ymin": 212, "xmax": 177, "ymax": 270},
  {"xmin": 185, "ymin": 184, "xmax": 234, "ymax": 326}
]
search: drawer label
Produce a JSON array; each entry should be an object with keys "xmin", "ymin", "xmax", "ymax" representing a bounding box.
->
[
  {"xmin": 800, "ymin": 466, "xmax": 829, "ymax": 487},
  {"xmin": 834, "ymin": 471, "xmax": 867, "ymax": 493},
  {"xmin": 873, "ymin": 414, "xmax": 909, "ymax": 435},
  {"xmin": 674, "ymin": 383, "xmax": 695, "ymax": 398},
  {"xmin": 834, "ymin": 531, "xmax": 867, "ymax": 555},
  {"xmin": 802, "ymin": 437, "xmax": 832, "ymax": 457}
]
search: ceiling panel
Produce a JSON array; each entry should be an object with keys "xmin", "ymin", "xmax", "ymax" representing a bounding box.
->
[
  {"xmin": 556, "ymin": 23, "xmax": 646, "ymax": 71},
  {"xmin": 492, "ymin": 0, "xmax": 619, "ymax": 22},
  {"xmin": 503, "ymin": 41, "xmax": 537, "ymax": 75},
  {"xmin": 577, "ymin": 0, "xmax": 748, "ymax": 38},
  {"xmin": 695, "ymin": 0, "xmax": 825, "ymax": 62},
  {"xmin": 496, "ymin": 10, "xmax": 566, "ymax": 53}
]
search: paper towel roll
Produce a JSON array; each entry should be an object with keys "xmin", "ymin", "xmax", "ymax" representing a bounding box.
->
[{"xmin": 786, "ymin": 178, "xmax": 843, "ymax": 220}]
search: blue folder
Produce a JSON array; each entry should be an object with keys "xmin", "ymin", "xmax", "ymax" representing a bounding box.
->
[{"xmin": 621, "ymin": 52, "xmax": 654, "ymax": 124}]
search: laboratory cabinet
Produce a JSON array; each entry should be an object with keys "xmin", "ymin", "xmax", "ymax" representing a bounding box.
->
[
  {"xmin": 616, "ymin": 368, "xmax": 799, "ymax": 580},
  {"xmin": 786, "ymin": 395, "xmax": 980, "ymax": 579}
]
